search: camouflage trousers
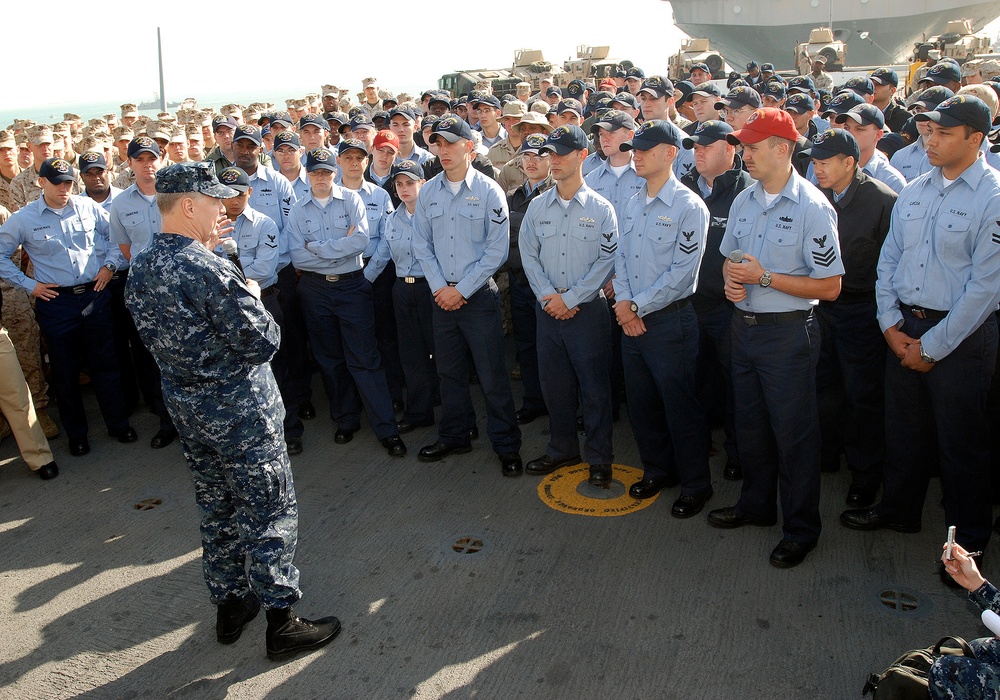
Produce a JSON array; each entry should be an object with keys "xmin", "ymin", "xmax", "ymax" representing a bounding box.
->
[
  {"xmin": 930, "ymin": 637, "xmax": 1000, "ymax": 699},
  {"xmin": 176, "ymin": 429, "xmax": 302, "ymax": 610},
  {"xmin": 0, "ymin": 279, "xmax": 48, "ymax": 410}
]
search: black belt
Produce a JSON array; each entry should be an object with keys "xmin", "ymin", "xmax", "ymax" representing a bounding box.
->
[
  {"xmin": 900, "ymin": 303, "xmax": 948, "ymax": 321},
  {"xmin": 301, "ymin": 269, "xmax": 364, "ymax": 283},
  {"xmin": 399, "ymin": 276, "xmax": 426, "ymax": 284},
  {"xmin": 738, "ymin": 309, "xmax": 812, "ymax": 326},
  {"xmin": 645, "ymin": 297, "xmax": 692, "ymax": 318},
  {"xmin": 54, "ymin": 281, "xmax": 97, "ymax": 295},
  {"xmin": 261, "ymin": 286, "xmax": 277, "ymax": 298}
]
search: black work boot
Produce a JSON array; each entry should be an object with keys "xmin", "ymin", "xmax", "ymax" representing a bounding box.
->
[
  {"xmin": 265, "ymin": 607, "xmax": 341, "ymax": 661},
  {"xmin": 216, "ymin": 592, "xmax": 260, "ymax": 644}
]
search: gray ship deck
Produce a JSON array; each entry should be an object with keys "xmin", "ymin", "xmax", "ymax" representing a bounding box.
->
[{"xmin": 0, "ymin": 365, "xmax": 989, "ymax": 699}]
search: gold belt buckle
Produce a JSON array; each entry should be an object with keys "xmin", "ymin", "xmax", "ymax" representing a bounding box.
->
[{"xmin": 324, "ymin": 274, "xmax": 341, "ymax": 282}]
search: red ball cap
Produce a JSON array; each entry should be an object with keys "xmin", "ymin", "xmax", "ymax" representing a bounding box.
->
[
  {"xmin": 373, "ymin": 129, "xmax": 400, "ymax": 152},
  {"xmin": 726, "ymin": 107, "xmax": 800, "ymax": 145}
]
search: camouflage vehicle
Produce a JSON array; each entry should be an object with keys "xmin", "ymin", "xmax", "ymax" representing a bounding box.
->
[{"xmin": 562, "ymin": 45, "xmax": 633, "ymax": 84}]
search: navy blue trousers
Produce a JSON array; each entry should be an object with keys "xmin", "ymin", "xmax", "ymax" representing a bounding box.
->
[
  {"xmin": 731, "ymin": 312, "xmax": 822, "ymax": 543},
  {"xmin": 535, "ymin": 297, "xmax": 613, "ymax": 465},
  {"xmin": 297, "ymin": 274, "xmax": 396, "ymax": 440},
  {"xmin": 695, "ymin": 300, "xmax": 737, "ymax": 463},
  {"xmin": 509, "ymin": 271, "xmax": 546, "ymax": 413},
  {"xmin": 622, "ymin": 304, "xmax": 710, "ymax": 496},
  {"xmin": 879, "ymin": 311, "xmax": 997, "ymax": 551},
  {"xmin": 815, "ymin": 300, "xmax": 885, "ymax": 484},
  {"xmin": 34, "ymin": 288, "xmax": 129, "ymax": 441},
  {"xmin": 392, "ymin": 278, "xmax": 438, "ymax": 425},
  {"xmin": 432, "ymin": 285, "xmax": 521, "ymax": 454}
]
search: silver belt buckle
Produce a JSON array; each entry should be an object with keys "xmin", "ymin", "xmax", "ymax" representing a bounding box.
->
[
  {"xmin": 325, "ymin": 274, "xmax": 341, "ymax": 282},
  {"xmin": 742, "ymin": 313, "xmax": 757, "ymax": 326},
  {"xmin": 556, "ymin": 287, "xmax": 569, "ymax": 293},
  {"xmin": 71, "ymin": 285, "xmax": 87, "ymax": 295}
]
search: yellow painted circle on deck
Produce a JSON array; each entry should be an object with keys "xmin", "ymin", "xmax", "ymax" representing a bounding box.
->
[{"xmin": 536, "ymin": 463, "xmax": 657, "ymax": 517}]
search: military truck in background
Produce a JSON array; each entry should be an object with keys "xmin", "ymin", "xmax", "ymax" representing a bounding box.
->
[
  {"xmin": 795, "ymin": 27, "xmax": 847, "ymax": 73},
  {"xmin": 439, "ymin": 49, "xmax": 566, "ymax": 97},
  {"xmin": 667, "ymin": 38, "xmax": 729, "ymax": 82},
  {"xmin": 562, "ymin": 45, "xmax": 633, "ymax": 84},
  {"xmin": 912, "ymin": 18, "xmax": 992, "ymax": 64}
]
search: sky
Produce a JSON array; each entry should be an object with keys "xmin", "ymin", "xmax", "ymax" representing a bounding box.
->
[
  {"xmin": 8, "ymin": 0, "xmax": 688, "ymax": 112},
  {"xmin": 9, "ymin": 1, "xmax": 1000, "ymax": 115}
]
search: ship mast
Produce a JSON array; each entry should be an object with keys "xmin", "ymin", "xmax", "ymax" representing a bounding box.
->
[{"xmin": 157, "ymin": 27, "xmax": 166, "ymax": 113}]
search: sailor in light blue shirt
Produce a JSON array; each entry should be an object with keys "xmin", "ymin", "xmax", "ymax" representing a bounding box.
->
[
  {"xmin": 336, "ymin": 139, "xmax": 394, "ymax": 260},
  {"xmin": 410, "ymin": 115, "xmax": 521, "ymax": 467},
  {"xmin": 830, "ymin": 104, "xmax": 907, "ymax": 192},
  {"xmin": 713, "ymin": 109, "xmax": 842, "ymax": 563},
  {"xmin": 610, "ymin": 119, "xmax": 712, "ymax": 505},
  {"xmin": 0, "ymin": 177, "xmax": 115, "ymax": 292},
  {"xmin": 365, "ymin": 201, "xmax": 424, "ymax": 281},
  {"xmin": 859, "ymin": 94, "xmax": 1000, "ymax": 556},
  {"xmin": 288, "ymin": 147, "xmax": 401, "ymax": 450},
  {"xmin": 519, "ymin": 169, "xmax": 617, "ymax": 310},
  {"xmin": 109, "ymin": 137, "xmax": 163, "ymax": 262},
  {"xmin": 721, "ymin": 169, "xmax": 843, "ymax": 313},
  {"xmin": 0, "ymin": 157, "xmax": 133, "ymax": 444},
  {"xmin": 232, "ymin": 125, "xmax": 296, "ymax": 233},
  {"xmin": 218, "ymin": 167, "xmax": 279, "ymax": 290},
  {"xmin": 411, "ymin": 146, "xmax": 510, "ymax": 300},
  {"xmin": 585, "ymin": 110, "xmax": 643, "ymax": 220},
  {"xmin": 517, "ymin": 125, "xmax": 617, "ymax": 481},
  {"xmin": 286, "ymin": 177, "xmax": 368, "ymax": 276}
]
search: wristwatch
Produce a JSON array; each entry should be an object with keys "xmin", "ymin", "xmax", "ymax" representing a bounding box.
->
[
  {"xmin": 759, "ymin": 270, "xmax": 772, "ymax": 288},
  {"xmin": 103, "ymin": 261, "xmax": 117, "ymax": 274},
  {"xmin": 629, "ymin": 301, "xmax": 639, "ymax": 314},
  {"xmin": 919, "ymin": 346, "xmax": 936, "ymax": 364}
]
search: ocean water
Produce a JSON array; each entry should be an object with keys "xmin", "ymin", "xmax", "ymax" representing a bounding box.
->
[{"xmin": 0, "ymin": 87, "xmax": 334, "ymax": 129}]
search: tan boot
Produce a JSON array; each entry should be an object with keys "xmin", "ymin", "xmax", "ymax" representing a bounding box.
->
[{"xmin": 36, "ymin": 409, "xmax": 60, "ymax": 439}]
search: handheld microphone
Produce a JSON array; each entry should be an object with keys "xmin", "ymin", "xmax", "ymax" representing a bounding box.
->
[
  {"xmin": 728, "ymin": 249, "xmax": 745, "ymax": 264},
  {"xmin": 220, "ymin": 239, "xmax": 246, "ymax": 282},
  {"xmin": 983, "ymin": 610, "xmax": 1000, "ymax": 637}
]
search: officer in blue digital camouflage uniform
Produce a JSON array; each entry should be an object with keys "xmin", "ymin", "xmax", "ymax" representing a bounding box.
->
[{"xmin": 124, "ymin": 161, "xmax": 340, "ymax": 661}]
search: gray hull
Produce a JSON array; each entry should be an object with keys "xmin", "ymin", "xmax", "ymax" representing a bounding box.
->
[{"xmin": 668, "ymin": 0, "xmax": 1000, "ymax": 69}]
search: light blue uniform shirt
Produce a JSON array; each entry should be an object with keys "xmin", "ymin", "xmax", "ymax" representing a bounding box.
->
[
  {"xmin": 585, "ymin": 159, "xmax": 643, "ymax": 220},
  {"xmin": 82, "ymin": 185, "xmax": 124, "ymax": 213},
  {"xmin": 283, "ymin": 166, "xmax": 311, "ymax": 203},
  {"xmin": 582, "ymin": 151, "xmax": 604, "ymax": 177},
  {"xmin": 0, "ymin": 195, "xmax": 115, "ymax": 293},
  {"xmin": 247, "ymin": 164, "xmax": 295, "ymax": 233},
  {"xmin": 719, "ymin": 170, "xmax": 843, "ymax": 313},
  {"xmin": 672, "ymin": 146, "xmax": 697, "ymax": 180},
  {"xmin": 286, "ymin": 187, "xmax": 369, "ymax": 276},
  {"xmin": 863, "ymin": 150, "xmax": 907, "ymax": 193},
  {"xmin": 411, "ymin": 165, "xmax": 510, "ymax": 299},
  {"xmin": 396, "ymin": 144, "xmax": 433, "ymax": 167},
  {"xmin": 344, "ymin": 180, "xmax": 393, "ymax": 260},
  {"xmin": 109, "ymin": 184, "xmax": 161, "ymax": 262},
  {"xmin": 365, "ymin": 206, "xmax": 424, "ymax": 281},
  {"xmin": 890, "ymin": 138, "xmax": 930, "ymax": 182},
  {"xmin": 518, "ymin": 183, "xmax": 618, "ymax": 310},
  {"xmin": 613, "ymin": 176, "xmax": 709, "ymax": 316},
  {"xmin": 231, "ymin": 205, "xmax": 280, "ymax": 288},
  {"xmin": 876, "ymin": 156, "xmax": 1000, "ymax": 360}
]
